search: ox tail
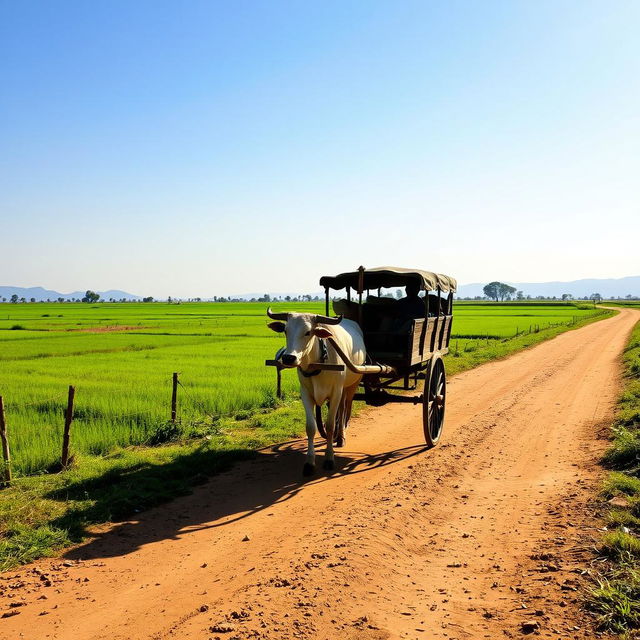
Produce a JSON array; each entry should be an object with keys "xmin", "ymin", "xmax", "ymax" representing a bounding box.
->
[{"xmin": 315, "ymin": 405, "xmax": 327, "ymax": 439}]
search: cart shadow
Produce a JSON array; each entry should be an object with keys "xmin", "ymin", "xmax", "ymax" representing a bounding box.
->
[{"xmin": 53, "ymin": 440, "xmax": 428, "ymax": 562}]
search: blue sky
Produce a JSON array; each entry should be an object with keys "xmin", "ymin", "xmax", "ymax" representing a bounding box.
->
[{"xmin": 1, "ymin": 1, "xmax": 638, "ymax": 297}]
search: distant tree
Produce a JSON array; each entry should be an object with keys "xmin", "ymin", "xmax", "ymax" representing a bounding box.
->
[
  {"xmin": 285, "ymin": 295, "xmax": 291, "ymax": 302},
  {"xmin": 142, "ymin": 296, "xmax": 154, "ymax": 303},
  {"xmin": 10, "ymin": 294, "xmax": 18, "ymax": 303},
  {"xmin": 561, "ymin": 293, "xmax": 573, "ymax": 302},
  {"xmin": 591, "ymin": 293, "xmax": 602, "ymax": 304},
  {"xmin": 483, "ymin": 282, "xmax": 516, "ymax": 302},
  {"xmin": 1, "ymin": 297, "xmax": 6, "ymax": 303},
  {"xmin": 82, "ymin": 290, "xmax": 100, "ymax": 303},
  {"xmin": 483, "ymin": 282, "xmax": 501, "ymax": 301},
  {"xmin": 500, "ymin": 283, "xmax": 517, "ymax": 300},
  {"xmin": 30, "ymin": 297, "xmax": 36, "ymax": 303},
  {"xmin": 395, "ymin": 289, "xmax": 403, "ymax": 299},
  {"xmin": 516, "ymin": 290, "xmax": 524, "ymax": 300}
]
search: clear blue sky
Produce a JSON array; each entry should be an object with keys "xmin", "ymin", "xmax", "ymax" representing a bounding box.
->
[{"xmin": 1, "ymin": 1, "xmax": 638, "ymax": 297}]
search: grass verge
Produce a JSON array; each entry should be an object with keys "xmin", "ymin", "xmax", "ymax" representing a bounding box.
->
[
  {"xmin": 0, "ymin": 308, "xmax": 615, "ymax": 572},
  {"xmin": 586, "ymin": 316, "xmax": 640, "ymax": 636}
]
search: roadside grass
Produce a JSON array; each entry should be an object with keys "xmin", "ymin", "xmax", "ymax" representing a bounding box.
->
[
  {"xmin": 586, "ymin": 317, "xmax": 640, "ymax": 636},
  {"xmin": 0, "ymin": 302, "xmax": 614, "ymax": 571}
]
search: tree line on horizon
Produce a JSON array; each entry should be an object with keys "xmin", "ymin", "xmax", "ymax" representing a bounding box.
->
[{"xmin": 1, "ymin": 286, "xmax": 639, "ymax": 304}]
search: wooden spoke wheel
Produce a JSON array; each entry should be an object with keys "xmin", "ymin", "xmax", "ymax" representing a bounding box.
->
[{"xmin": 423, "ymin": 355, "xmax": 446, "ymax": 447}]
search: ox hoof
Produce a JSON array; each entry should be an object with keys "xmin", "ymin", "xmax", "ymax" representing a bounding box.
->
[
  {"xmin": 322, "ymin": 458, "xmax": 335, "ymax": 471},
  {"xmin": 336, "ymin": 436, "xmax": 345, "ymax": 448},
  {"xmin": 303, "ymin": 462, "xmax": 315, "ymax": 477}
]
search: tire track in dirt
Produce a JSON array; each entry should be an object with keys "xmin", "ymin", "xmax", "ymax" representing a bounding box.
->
[{"xmin": 1, "ymin": 308, "xmax": 637, "ymax": 640}]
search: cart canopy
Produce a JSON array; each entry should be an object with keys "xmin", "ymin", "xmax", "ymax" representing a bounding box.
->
[{"xmin": 319, "ymin": 266, "xmax": 457, "ymax": 293}]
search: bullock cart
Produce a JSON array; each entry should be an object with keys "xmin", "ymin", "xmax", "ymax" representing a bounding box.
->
[{"xmin": 266, "ymin": 266, "xmax": 456, "ymax": 448}]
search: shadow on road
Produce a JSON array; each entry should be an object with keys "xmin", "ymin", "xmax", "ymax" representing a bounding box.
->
[{"xmin": 47, "ymin": 439, "xmax": 427, "ymax": 562}]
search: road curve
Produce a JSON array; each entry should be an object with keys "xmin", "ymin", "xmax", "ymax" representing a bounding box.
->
[{"xmin": 1, "ymin": 307, "xmax": 638, "ymax": 640}]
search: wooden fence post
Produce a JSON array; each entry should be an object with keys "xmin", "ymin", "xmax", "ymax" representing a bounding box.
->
[
  {"xmin": 171, "ymin": 373, "xmax": 178, "ymax": 423},
  {"xmin": 61, "ymin": 385, "xmax": 75, "ymax": 468},
  {"xmin": 0, "ymin": 396, "xmax": 11, "ymax": 487}
]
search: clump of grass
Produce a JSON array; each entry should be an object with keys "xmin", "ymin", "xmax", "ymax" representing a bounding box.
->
[
  {"xmin": 587, "ymin": 570, "xmax": 640, "ymax": 633},
  {"xmin": 0, "ymin": 525, "xmax": 71, "ymax": 570},
  {"xmin": 606, "ymin": 509, "xmax": 640, "ymax": 530},
  {"xmin": 603, "ymin": 472, "xmax": 640, "ymax": 497},
  {"xmin": 603, "ymin": 428, "xmax": 640, "ymax": 469},
  {"xmin": 146, "ymin": 421, "xmax": 182, "ymax": 445},
  {"xmin": 10, "ymin": 324, "xmax": 25, "ymax": 330},
  {"xmin": 601, "ymin": 530, "xmax": 640, "ymax": 560}
]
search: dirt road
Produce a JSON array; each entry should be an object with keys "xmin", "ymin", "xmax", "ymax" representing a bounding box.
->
[{"xmin": 2, "ymin": 308, "xmax": 638, "ymax": 640}]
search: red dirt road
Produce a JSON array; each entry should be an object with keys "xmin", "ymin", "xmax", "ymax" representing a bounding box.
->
[{"xmin": 2, "ymin": 308, "xmax": 638, "ymax": 640}]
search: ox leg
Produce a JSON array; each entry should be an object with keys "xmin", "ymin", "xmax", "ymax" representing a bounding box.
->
[
  {"xmin": 336, "ymin": 382, "xmax": 358, "ymax": 447},
  {"xmin": 301, "ymin": 388, "xmax": 317, "ymax": 476},
  {"xmin": 323, "ymin": 390, "xmax": 341, "ymax": 470}
]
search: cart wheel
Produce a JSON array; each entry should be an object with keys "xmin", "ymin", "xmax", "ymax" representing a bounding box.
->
[{"xmin": 423, "ymin": 356, "xmax": 446, "ymax": 447}]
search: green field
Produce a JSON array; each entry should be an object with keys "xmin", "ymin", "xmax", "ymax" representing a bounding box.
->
[{"xmin": 0, "ymin": 301, "xmax": 607, "ymax": 476}]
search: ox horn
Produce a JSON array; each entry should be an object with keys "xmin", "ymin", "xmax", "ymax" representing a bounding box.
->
[
  {"xmin": 266, "ymin": 307, "xmax": 289, "ymax": 321},
  {"xmin": 314, "ymin": 314, "xmax": 342, "ymax": 325}
]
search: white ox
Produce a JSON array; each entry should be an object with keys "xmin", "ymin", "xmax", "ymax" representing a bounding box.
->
[{"xmin": 267, "ymin": 308, "xmax": 366, "ymax": 475}]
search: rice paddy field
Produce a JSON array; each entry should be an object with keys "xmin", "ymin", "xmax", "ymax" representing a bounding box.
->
[{"xmin": 0, "ymin": 301, "xmax": 608, "ymax": 476}]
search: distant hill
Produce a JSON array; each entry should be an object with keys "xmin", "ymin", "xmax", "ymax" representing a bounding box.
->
[
  {"xmin": 0, "ymin": 286, "xmax": 141, "ymax": 302},
  {"xmin": 457, "ymin": 276, "xmax": 640, "ymax": 299}
]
